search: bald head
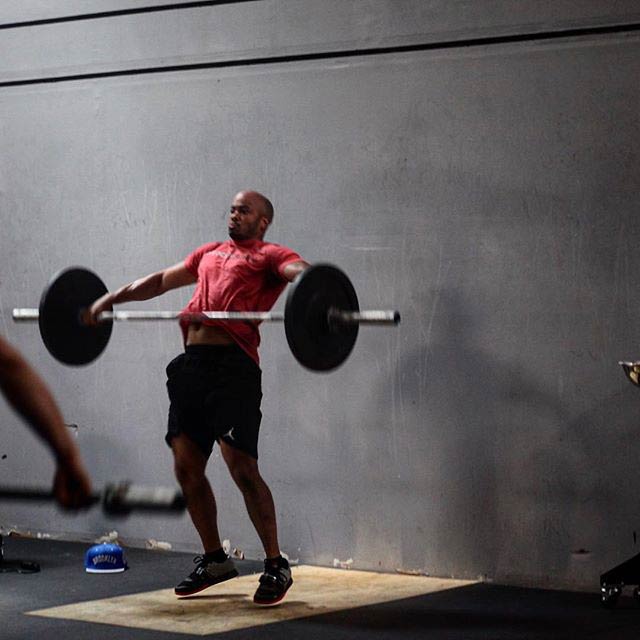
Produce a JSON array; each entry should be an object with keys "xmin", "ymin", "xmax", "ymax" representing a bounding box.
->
[
  {"xmin": 228, "ymin": 190, "xmax": 274, "ymax": 241},
  {"xmin": 238, "ymin": 190, "xmax": 273, "ymax": 225}
]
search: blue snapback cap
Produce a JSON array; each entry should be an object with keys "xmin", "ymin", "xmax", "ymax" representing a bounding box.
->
[{"xmin": 84, "ymin": 542, "xmax": 128, "ymax": 573}]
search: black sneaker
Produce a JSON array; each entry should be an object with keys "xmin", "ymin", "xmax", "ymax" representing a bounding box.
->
[
  {"xmin": 174, "ymin": 555, "xmax": 238, "ymax": 597},
  {"xmin": 253, "ymin": 557, "xmax": 293, "ymax": 606}
]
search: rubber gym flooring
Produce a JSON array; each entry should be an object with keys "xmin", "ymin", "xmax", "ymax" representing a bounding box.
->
[{"xmin": 2, "ymin": 537, "xmax": 640, "ymax": 639}]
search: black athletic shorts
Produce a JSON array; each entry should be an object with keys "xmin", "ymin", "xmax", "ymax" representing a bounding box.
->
[{"xmin": 165, "ymin": 344, "xmax": 262, "ymax": 459}]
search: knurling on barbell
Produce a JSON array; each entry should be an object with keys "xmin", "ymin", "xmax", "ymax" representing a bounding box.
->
[{"xmin": 13, "ymin": 263, "xmax": 400, "ymax": 371}]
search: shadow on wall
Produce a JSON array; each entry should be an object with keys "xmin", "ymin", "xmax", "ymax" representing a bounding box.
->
[
  {"xmin": 556, "ymin": 386, "xmax": 640, "ymax": 581},
  {"xmin": 391, "ymin": 287, "xmax": 570, "ymax": 582},
  {"xmin": 76, "ymin": 427, "xmax": 139, "ymax": 530}
]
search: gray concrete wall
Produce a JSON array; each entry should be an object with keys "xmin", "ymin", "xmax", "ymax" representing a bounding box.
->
[
  {"xmin": 1, "ymin": 1, "xmax": 639, "ymax": 589},
  {"xmin": 3, "ymin": 1, "xmax": 640, "ymax": 81}
]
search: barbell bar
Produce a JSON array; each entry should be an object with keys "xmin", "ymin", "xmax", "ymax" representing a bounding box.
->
[
  {"xmin": 12, "ymin": 263, "xmax": 400, "ymax": 371},
  {"xmin": 13, "ymin": 308, "xmax": 400, "ymax": 325}
]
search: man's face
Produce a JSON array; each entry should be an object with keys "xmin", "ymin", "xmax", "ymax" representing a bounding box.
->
[{"xmin": 227, "ymin": 193, "xmax": 267, "ymax": 241}]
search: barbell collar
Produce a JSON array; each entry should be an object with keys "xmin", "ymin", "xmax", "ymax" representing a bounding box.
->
[
  {"xmin": 101, "ymin": 482, "xmax": 186, "ymax": 515},
  {"xmin": 12, "ymin": 308, "xmax": 39, "ymax": 321},
  {"xmin": 328, "ymin": 309, "xmax": 401, "ymax": 326}
]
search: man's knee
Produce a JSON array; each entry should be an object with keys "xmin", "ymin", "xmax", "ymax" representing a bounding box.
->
[
  {"xmin": 174, "ymin": 458, "xmax": 205, "ymax": 490},
  {"xmin": 219, "ymin": 440, "xmax": 262, "ymax": 492},
  {"xmin": 228, "ymin": 459, "xmax": 261, "ymax": 493},
  {"xmin": 171, "ymin": 436, "xmax": 207, "ymax": 490}
]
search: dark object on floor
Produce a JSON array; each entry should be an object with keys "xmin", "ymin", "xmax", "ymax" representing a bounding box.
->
[
  {"xmin": 0, "ymin": 534, "xmax": 39, "ymax": 574},
  {"xmin": 600, "ymin": 552, "xmax": 640, "ymax": 608}
]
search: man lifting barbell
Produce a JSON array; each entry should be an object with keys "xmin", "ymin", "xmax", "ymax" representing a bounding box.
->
[
  {"xmin": 87, "ymin": 190, "xmax": 308, "ymax": 606},
  {"xmin": 11, "ymin": 191, "xmax": 399, "ymax": 600}
]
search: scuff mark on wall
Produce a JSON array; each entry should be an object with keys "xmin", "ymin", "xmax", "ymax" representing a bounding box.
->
[
  {"xmin": 333, "ymin": 557, "xmax": 354, "ymax": 569},
  {"xmin": 396, "ymin": 567, "xmax": 430, "ymax": 577}
]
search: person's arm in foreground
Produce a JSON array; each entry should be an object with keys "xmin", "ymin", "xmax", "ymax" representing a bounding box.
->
[{"xmin": 0, "ymin": 335, "xmax": 92, "ymax": 509}]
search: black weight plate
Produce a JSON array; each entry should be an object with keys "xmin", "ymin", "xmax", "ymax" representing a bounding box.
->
[
  {"xmin": 285, "ymin": 264, "xmax": 359, "ymax": 371},
  {"xmin": 38, "ymin": 267, "xmax": 112, "ymax": 366}
]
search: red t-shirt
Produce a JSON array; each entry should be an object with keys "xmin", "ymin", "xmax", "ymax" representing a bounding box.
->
[{"xmin": 180, "ymin": 239, "xmax": 302, "ymax": 364}]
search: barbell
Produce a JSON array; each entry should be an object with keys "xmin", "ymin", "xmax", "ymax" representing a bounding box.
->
[
  {"xmin": 12, "ymin": 263, "xmax": 400, "ymax": 371},
  {"xmin": 0, "ymin": 481, "xmax": 185, "ymax": 516}
]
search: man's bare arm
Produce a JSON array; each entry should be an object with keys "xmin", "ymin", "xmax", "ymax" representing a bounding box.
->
[
  {"xmin": 88, "ymin": 262, "xmax": 196, "ymax": 323},
  {"xmin": 282, "ymin": 260, "xmax": 310, "ymax": 283}
]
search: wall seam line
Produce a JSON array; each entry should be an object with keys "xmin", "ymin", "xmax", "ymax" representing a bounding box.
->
[
  {"xmin": 1, "ymin": 20, "xmax": 639, "ymax": 88},
  {"xmin": 0, "ymin": 0, "xmax": 261, "ymax": 30}
]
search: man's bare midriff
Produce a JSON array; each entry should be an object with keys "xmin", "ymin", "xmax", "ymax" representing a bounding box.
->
[{"xmin": 186, "ymin": 323, "xmax": 235, "ymax": 345}]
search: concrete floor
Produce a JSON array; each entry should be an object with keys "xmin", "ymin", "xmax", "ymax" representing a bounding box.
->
[{"xmin": 1, "ymin": 537, "xmax": 640, "ymax": 639}]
